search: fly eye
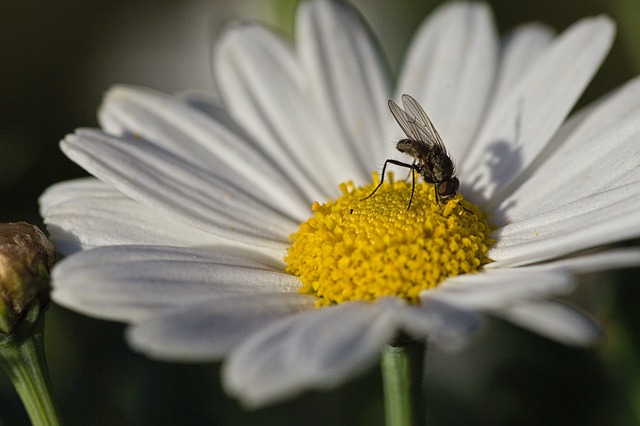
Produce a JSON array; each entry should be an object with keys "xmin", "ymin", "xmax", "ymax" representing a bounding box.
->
[{"xmin": 438, "ymin": 177, "xmax": 459, "ymax": 197}]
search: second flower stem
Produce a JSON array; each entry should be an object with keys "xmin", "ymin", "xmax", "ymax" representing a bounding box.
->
[{"xmin": 0, "ymin": 304, "xmax": 61, "ymax": 426}]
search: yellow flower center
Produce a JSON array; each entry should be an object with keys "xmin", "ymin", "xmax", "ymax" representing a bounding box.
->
[{"xmin": 285, "ymin": 174, "xmax": 494, "ymax": 306}]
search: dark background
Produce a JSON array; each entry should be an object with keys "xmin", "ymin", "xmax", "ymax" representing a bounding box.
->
[{"xmin": 1, "ymin": 0, "xmax": 639, "ymax": 424}]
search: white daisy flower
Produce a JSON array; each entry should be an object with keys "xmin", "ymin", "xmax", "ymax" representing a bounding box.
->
[{"xmin": 40, "ymin": 0, "xmax": 640, "ymax": 408}]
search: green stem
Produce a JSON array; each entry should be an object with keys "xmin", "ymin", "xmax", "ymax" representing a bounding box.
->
[
  {"xmin": 0, "ymin": 304, "xmax": 61, "ymax": 426},
  {"xmin": 381, "ymin": 340, "xmax": 426, "ymax": 426}
]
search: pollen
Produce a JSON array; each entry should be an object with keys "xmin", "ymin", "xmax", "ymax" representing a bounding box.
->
[{"xmin": 285, "ymin": 173, "xmax": 494, "ymax": 306}]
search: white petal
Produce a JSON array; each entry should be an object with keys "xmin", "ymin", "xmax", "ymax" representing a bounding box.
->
[
  {"xmin": 491, "ymin": 23, "xmax": 555, "ymax": 108},
  {"xmin": 61, "ymin": 129, "xmax": 296, "ymax": 247},
  {"xmin": 52, "ymin": 245, "xmax": 301, "ymax": 323},
  {"xmin": 173, "ymin": 90, "xmax": 228, "ymax": 120},
  {"xmin": 492, "ymin": 76, "xmax": 640, "ymax": 219},
  {"xmin": 425, "ymin": 268, "xmax": 575, "ymax": 310},
  {"xmin": 223, "ymin": 302, "xmax": 398, "ymax": 408},
  {"xmin": 98, "ymin": 85, "xmax": 310, "ymax": 221},
  {"xmin": 490, "ymin": 182, "xmax": 640, "ymax": 267},
  {"xmin": 41, "ymin": 178, "xmax": 263, "ymax": 257},
  {"xmin": 214, "ymin": 24, "xmax": 338, "ymax": 201},
  {"xmin": 298, "ymin": 0, "xmax": 392, "ymax": 174},
  {"xmin": 395, "ymin": 2, "xmax": 497, "ymax": 161},
  {"xmin": 40, "ymin": 177, "xmax": 116, "ymax": 211},
  {"xmin": 377, "ymin": 297, "xmax": 483, "ymax": 351},
  {"xmin": 462, "ymin": 16, "xmax": 615, "ymax": 202},
  {"xmin": 173, "ymin": 90, "xmax": 260, "ymax": 139},
  {"xmin": 495, "ymin": 299, "xmax": 602, "ymax": 346},
  {"xmin": 525, "ymin": 248, "xmax": 640, "ymax": 273},
  {"xmin": 126, "ymin": 293, "xmax": 314, "ymax": 361}
]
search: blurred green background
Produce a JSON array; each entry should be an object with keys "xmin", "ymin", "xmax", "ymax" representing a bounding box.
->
[{"xmin": 1, "ymin": 0, "xmax": 640, "ymax": 424}]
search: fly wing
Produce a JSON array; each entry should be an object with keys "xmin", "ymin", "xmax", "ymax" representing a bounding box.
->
[
  {"xmin": 388, "ymin": 98, "xmax": 429, "ymax": 143},
  {"xmin": 398, "ymin": 94, "xmax": 447, "ymax": 152}
]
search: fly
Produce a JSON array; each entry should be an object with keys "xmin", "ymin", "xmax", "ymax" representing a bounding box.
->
[{"xmin": 364, "ymin": 94, "xmax": 459, "ymax": 210}]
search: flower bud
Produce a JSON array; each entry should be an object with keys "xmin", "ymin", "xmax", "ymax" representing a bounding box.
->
[{"xmin": 0, "ymin": 222, "xmax": 55, "ymax": 334}]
